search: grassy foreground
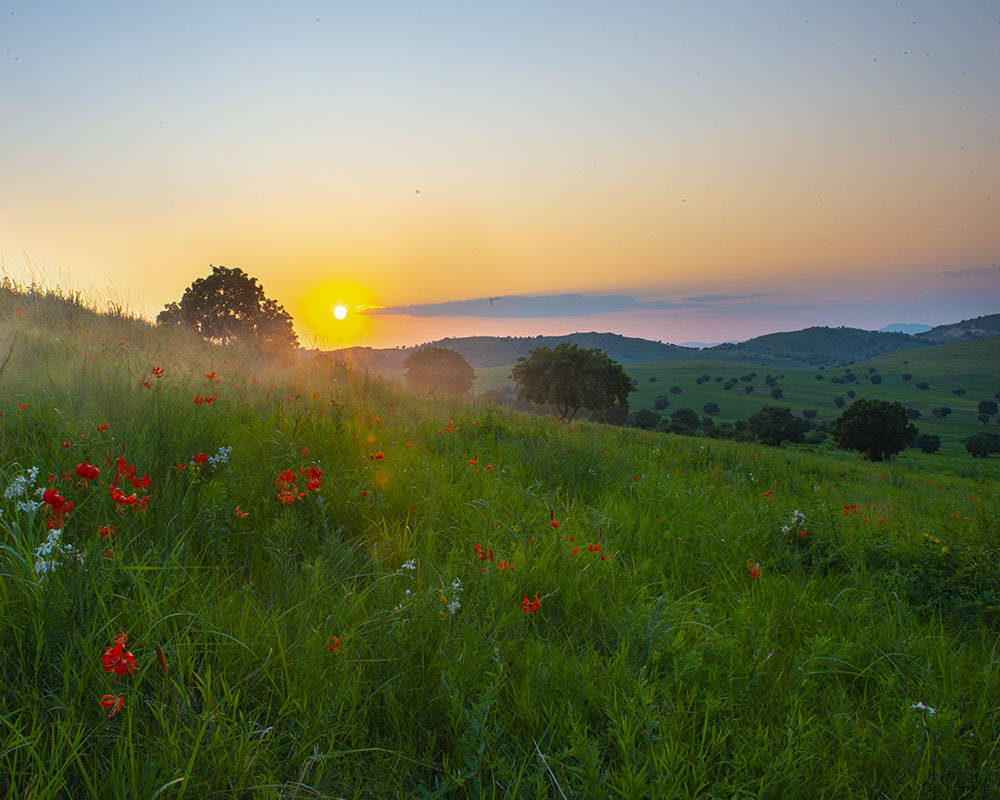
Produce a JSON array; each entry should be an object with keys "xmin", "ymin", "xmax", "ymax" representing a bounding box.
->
[{"xmin": 2, "ymin": 286, "xmax": 999, "ymax": 799}]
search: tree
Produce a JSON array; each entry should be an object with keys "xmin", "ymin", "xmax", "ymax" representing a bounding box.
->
[
  {"xmin": 952, "ymin": 388, "xmax": 966, "ymax": 396},
  {"xmin": 906, "ymin": 408, "xmax": 921, "ymax": 419},
  {"xmin": 746, "ymin": 406, "xmax": 809, "ymax": 446},
  {"xmin": 978, "ymin": 400, "xmax": 998, "ymax": 416},
  {"xmin": 916, "ymin": 381, "xmax": 930, "ymax": 390},
  {"xmin": 771, "ymin": 388, "xmax": 783, "ymax": 399},
  {"xmin": 912, "ymin": 433, "xmax": 941, "ymax": 454},
  {"xmin": 964, "ymin": 432, "xmax": 1000, "ymax": 458},
  {"xmin": 665, "ymin": 407, "xmax": 700, "ymax": 432},
  {"xmin": 931, "ymin": 407, "xmax": 952, "ymax": 418},
  {"xmin": 627, "ymin": 408, "xmax": 660, "ymax": 429},
  {"xmin": 870, "ymin": 374, "xmax": 882, "ymax": 384},
  {"xmin": 669, "ymin": 385, "xmax": 684, "ymax": 395},
  {"xmin": 703, "ymin": 402, "xmax": 720, "ymax": 415},
  {"xmin": 802, "ymin": 409, "xmax": 818, "ymax": 420},
  {"xmin": 157, "ymin": 265, "xmax": 297, "ymax": 354},
  {"xmin": 404, "ymin": 347, "xmax": 474, "ymax": 395},
  {"xmin": 510, "ymin": 344, "xmax": 633, "ymax": 421},
  {"xmin": 652, "ymin": 395, "xmax": 670, "ymax": 410},
  {"xmin": 831, "ymin": 399, "xmax": 918, "ymax": 461}
]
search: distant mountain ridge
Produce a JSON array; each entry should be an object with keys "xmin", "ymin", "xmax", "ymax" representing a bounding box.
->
[
  {"xmin": 880, "ymin": 323, "xmax": 932, "ymax": 334},
  {"xmin": 324, "ymin": 312, "xmax": 1000, "ymax": 370}
]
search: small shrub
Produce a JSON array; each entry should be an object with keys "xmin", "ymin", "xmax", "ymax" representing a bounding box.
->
[
  {"xmin": 802, "ymin": 409, "xmax": 818, "ymax": 419},
  {"xmin": 931, "ymin": 407, "xmax": 952, "ymax": 418},
  {"xmin": 703, "ymin": 402, "xmax": 720, "ymax": 415},
  {"xmin": 978, "ymin": 400, "xmax": 998, "ymax": 416},
  {"xmin": 901, "ymin": 374, "xmax": 912, "ymax": 381},
  {"xmin": 833, "ymin": 396, "xmax": 845, "ymax": 408},
  {"xmin": 916, "ymin": 381, "xmax": 930, "ymax": 390},
  {"xmin": 952, "ymin": 388, "xmax": 966, "ymax": 396},
  {"xmin": 912, "ymin": 433, "xmax": 940, "ymax": 453},
  {"xmin": 669, "ymin": 385, "xmax": 683, "ymax": 395},
  {"xmin": 906, "ymin": 408, "xmax": 921, "ymax": 419},
  {"xmin": 771, "ymin": 388, "xmax": 783, "ymax": 399}
]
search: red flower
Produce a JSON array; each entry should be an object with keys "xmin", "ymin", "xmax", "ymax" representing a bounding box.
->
[
  {"xmin": 570, "ymin": 547, "xmax": 580, "ymax": 555},
  {"xmin": 327, "ymin": 636, "xmax": 340, "ymax": 652},
  {"xmin": 549, "ymin": 509, "xmax": 560, "ymax": 529},
  {"xmin": 276, "ymin": 469, "xmax": 296, "ymax": 485},
  {"xmin": 102, "ymin": 631, "xmax": 137, "ymax": 675},
  {"xmin": 797, "ymin": 529, "xmax": 807, "ymax": 537},
  {"xmin": 97, "ymin": 423, "xmax": 108, "ymax": 431},
  {"xmin": 99, "ymin": 694, "xmax": 125, "ymax": 718},
  {"xmin": 747, "ymin": 561, "xmax": 761, "ymax": 580},
  {"xmin": 234, "ymin": 506, "xmax": 249, "ymax": 518},
  {"xmin": 42, "ymin": 488, "xmax": 65, "ymax": 507},
  {"xmin": 469, "ymin": 456, "xmax": 477, "ymax": 466},
  {"xmin": 521, "ymin": 594, "xmax": 541, "ymax": 614},
  {"xmin": 374, "ymin": 450, "xmax": 385, "ymax": 460},
  {"xmin": 587, "ymin": 543, "xmax": 602, "ymax": 552},
  {"xmin": 61, "ymin": 440, "xmax": 71, "ymax": 448},
  {"xmin": 76, "ymin": 463, "xmax": 100, "ymax": 480},
  {"xmin": 151, "ymin": 366, "xmax": 164, "ymax": 378},
  {"xmin": 497, "ymin": 560, "xmax": 514, "ymax": 571},
  {"xmin": 98, "ymin": 525, "xmax": 114, "ymax": 537}
]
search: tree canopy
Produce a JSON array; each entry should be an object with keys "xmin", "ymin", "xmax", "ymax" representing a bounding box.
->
[
  {"xmin": 403, "ymin": 347, "xmax": 475, "ymax": 395},
  {"xmin": 746, "ymin": 405, "xmax": 809, "ymax": 446},
  {"xmin": 510, "ymin": 343, "xmax": 634, "ymax": 421},
  {"xmin": 830, "ymin": 399, "xmax": 917, "ymax": 461},
  {"xmin": 157, "ymin": 266, "xmax": 297, "ymax": 355}
]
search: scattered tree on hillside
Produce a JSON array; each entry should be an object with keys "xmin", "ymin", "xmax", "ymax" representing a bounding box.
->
[
  {"xmin": 870, "ymin": 374, "xmax": 882, "ymax": 384},
  {"xmin": 404, "ymin": 347, "xmax": 475, "ymax": 395},
  {"xmin": 510, "ymin": 343, "xmax": 633, "ymax": 421},
  {"xmin": 932, "ymin": 407, "xmax": 952, "ymax": 418},
  {"xmin": 916, "ymin": 381, "xmax": 930, "ymax": 390},
  {"xmin": 902, "ymin": 374, "xmax": 912, "ymax": 381},
  {"xmin": 669, "ymin": 385, "xmax": 684, "ymax": 395},
  {"xmin": 952, "ymin": 388, "xmax": 966, "ymax": 396},
  {"xmin": 831, "ymin": 399, "xmax": 918, "ymax": 461},
  {"xmin": 802, "ymin": 409, "xmax": 818, "ymax": 420},
  {"xmin": 964, "ymin": 432, "xmax": 1000, "ymax": 458},
  {"xmin": 703, "ymin": 402, "xmax": 720, "ymax": 415},
  {"xmin": 628, "ymin": 408, "xmax": 660, "ymax": 429},
  {"xmin": 978, "ymin": 400, "xmax": 998, "ymax": 416},
  {"xmin": 652, "ymin": 394, "xmax": 670, "ymax": 410},
  {"xmin": 157, "ymin": 265, "xmax": 298, "ymax": 355},
  {"xmin": 834, "ymin": 396, "xmax": 846, "ymax": 408},
  {"xmin": 771, "ymin": 388, "xmax": 783, "ymax": 399},
  {"xmin": 746, "ymin": 406, "xmax": 809, "ymax": 447},
  {"xmin": 978, "ymin": 414, "xmax": 992, "ymax": 425},
  {"xmin": 906, "ymin": 408, "xmax": 921, "ymax": 419},
  {"xmin": 912, "ymin": 433, "xmax": 941, "ymax": 454}
]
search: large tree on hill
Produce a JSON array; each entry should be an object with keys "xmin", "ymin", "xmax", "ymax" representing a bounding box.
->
[
  {"xmin": 510, "ymin": 343, "xmax": 634, "ymax": 421},
  {"xmin": 157, "ymin": 266, "xmax": 298, "ymax": 354},
  {"xmin": 403, "ymin": 346, "xmax": 475, "ymax": 395},
  {"xmin": 831, "ymin": 399, "xmax": 917, "ymax": 461}
]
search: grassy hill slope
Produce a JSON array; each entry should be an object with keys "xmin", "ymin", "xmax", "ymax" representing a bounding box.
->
[
  {"xmin": 2, "ymin": 284, "xmax": 998, "ymax": 798},
  {"xmin": 706, "ymin": 325, "xmax": 925, "ymax": 366}
]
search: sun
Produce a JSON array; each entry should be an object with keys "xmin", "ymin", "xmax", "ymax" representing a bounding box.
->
[{"xmin": 296, "ymin": 281, "xmax": 376, "ymax": 346}]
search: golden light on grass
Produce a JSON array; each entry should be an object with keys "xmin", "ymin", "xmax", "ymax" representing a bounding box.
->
[{"xmin": 296, "ymin": 281, "xmax": 376, "ymax": 346}]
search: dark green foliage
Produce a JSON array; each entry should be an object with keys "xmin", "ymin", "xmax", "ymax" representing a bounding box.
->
[
  {"xmin": 870, "ymin": 374, "xmax": 882, "ymax": 384},
  {"xmin": 833, "ymin": 396, "xmax": 846, "ymax": 408},
  {"xmin": 952, "ymin": 388, "xmax": 966, "ymax": 396},
  {"xmin": 964, "ymin": 432, "xmax": 1000, "ymax": 457},
  {"xmin": 831, "ymin": 399, "xmax": 918, "ymax": 461},
  {"xmin": 668, "ymin": 407, "xmax": 700, "ymax": 430},
  {"xmin": 746, "ymin": 405, "xmax": 809, "ymax": 446},
  {"xmin": 802, "ymin": 409, "xmax": 818, "ymax": 420},
  {"xmin": 932, "ymin": 407, "xmax": 952, "ymax": 418},
  {"xmin": 901, "ymin": 535, "xmax": 1000, "ymax": 627},
  {"xmin": 627, "ymin": 408, "xmax": 660, "ymax": 429},
  {"xmin": 815, "ymin": 373, "xmax": 824, "ymax": 380},
  {"xmin": 906, "ymin": 408, "xmax": 921, "ymax": 419},
  {"xmin": 648, "ymin": 376, "xmax": 657, "ymax": 382},
  {"xmin": 510, "ymin": 343, "xmax": 633, "ymax": 421},
  {"xmin": 740, "ymin": 373, "xmax": 755, "ymax": 382},
  {"xmin": 771, "ymin": 387, "xmax": 783, "ymax": 399},
  {"xmin": 404, "ymin": 346, "xmax": 475, "ymax": 395},
  {"xmin": 902, "ymin": 373, "xmax": 912, "ymax": 381},
  {"xmin": 157, "ymin": 265, "xmax": 298, "ymax": 354},
  {"xmin": 702, "ymin": 402, "xmax": 720, "ymax": 415},
  {"xmin": 652, "ymin": 394, "xmax": 670, "ymax": 410},
  {"xmin": 912, "ymin": 433, "xmax": 941, "ymax": 453},
  {"xmin": 723, "ymin": 379, "xmax": 737, "ymax": 390},
  {"xmin": 669, "ymin": 385, "xmax": 683, "ymax": 394},
  {"xmin": 916, "ymin": 381, "xmax": 930, "ymax": 390},
  {"xmin": 846, "ymin": 389, "xmax": 856, "ymax": 398},
  {"xmin": 978, "ymin": 400, "xmax": 998, "ymax": 416},
  {"xmin": 979, "ymin": 414, "xmax": 992, "ymax": 425},
  {"xmin": 744, "ymin": 385, "xmax": 754, "ymax": 394}
]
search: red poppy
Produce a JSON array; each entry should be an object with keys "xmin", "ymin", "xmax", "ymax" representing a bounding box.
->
[
  {"xmin": 42, "ymin": 488, "xmax": 65, "ymax": 507},
  {"xmin": 327, "ymin": 636, "xmax": 340, "ymax": 652},
  {"xmin": 521, "ymin": 594, "xmax": 541, "ymax": 614},
  {"xmin": 747, "ymin": 562, "xmax": 761, "ymax": 580},
  {"xmin": 61, "ymin": 440, "xmax": 71, "ymax": 448},
  {"xmin": 549, "ymin": 510, "xmax": 560, "ymax": 529},
  {"xmin": 234, "ymin": 506, "xmax": 249, "ymax": 518},
  {"xmin": 76, "ymin": 463, "xmax": 100, "ymax": 480},
  {"xmin": 98, "ymin": 525, "xmax": 114, "ymax": 537}
]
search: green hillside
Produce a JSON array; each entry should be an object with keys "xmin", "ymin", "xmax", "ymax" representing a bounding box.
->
[
  {"xmin": 707, "ymin": 325, "xmax": 924, "ymax": 366},
  {"xmin": 916, "ymin": 312, "xmax": 1000, "ymax": 344},
  {"xmin": 2, "ymin": 284, "xmax": 999, "ymax": 798}
]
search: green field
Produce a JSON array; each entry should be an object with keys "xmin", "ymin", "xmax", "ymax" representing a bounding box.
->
[
  {"xmin": 470, "ymin": 338, "xmax": 1000, "ymax": 457},
  {"xmin": 2, "ymin": 285, "xmax": 1000, "ymax": 798}
]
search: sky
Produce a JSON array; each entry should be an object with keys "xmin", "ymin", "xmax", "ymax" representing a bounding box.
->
[{"xmin": 2, "ymin": 1, "xmax": 998, "ymax": 348}]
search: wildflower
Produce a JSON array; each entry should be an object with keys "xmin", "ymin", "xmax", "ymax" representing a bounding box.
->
[
  {"xmin": 99, "ymin": 694, "xmax": 125, "ymax": 718},
  {"xmin": 473, "ymin": 543, "xmax": 493, "ymax": 562},
  {"xmin": 497, "ymin": 560, "xmax": 514, "ymax": 571},
  {"xmin": 327, "ymin": 636, "xmax": 340, "ymax": 652},
  {"xmin": 76, "ymin": 463, "xmax": 100, "ymax": 481},
  {"xmin": 61, "ymin": 440, "xmax": 71, "ymax": 448},
  {"xmin": 549, "ymin": 509, "xmax": 560, "ymax": 529},
  {"xmin": 374, "ymin": 450, "xmax": 385, "ymax": 460},
  {"xmin": 98, "ymin": 525, "xmax": 114, "ymax": 537},
  {"xmin": 521, "ymin": 593, "xmax": 541, "ymax": 614},
  {"xmin": 469, "ymin": 456, "xmax": 477, "ymax": 466},
  {"xmin": 151, "ymin": 366, "xmax": 164, "ymax": 378},
  {"xmin": 910, "ymin": 701, "xmax": 937, "ymax": 716},
  {"xmin": 192, "ymin": 453, "xmax": 208, "ymax": 465},
  {"xmin": 747, "ymin": 561, "xmax": 761, "ymax": 580},
  {"xmin": 570, "ymin": 547, "xmax": 580, "ymax": 555},
  {"xmin": 140, "ymin": 380, "xmax": 151, "ymax": 389},
  {"xmin": 843, "ymin": 504, "xmax": 858, "ymax": 515},
  {"xmin": 16, "ymin": 402, "xmax": 26, "ymax": 410},
  {"xmin": 102, "ymin": 631, "xmax": 137, "ymax": 675},
  {"xmin": 276, "ymin": 469, "xmax": 296, "ymax": 485},
  {"xmin": 42, "ymin": 488, "xmax": 66, "ymax": 508},
  {"xmin": 587, "ymin": 543, "xmax": 602, "ymax": 552},
  {"xmin": 762, "ymin": 490, "xmax": 774, "ymax": 498},
  {"xmin": 234, "ymin": 506, "xmax": 249, "ymax": 518},
  {"xmin": 207, "ymin": 446, "xmax": 232, "ymax": 468},
  {"xmin": 97, "ymin": 423, "xmax": 108, "ymax": 432}
]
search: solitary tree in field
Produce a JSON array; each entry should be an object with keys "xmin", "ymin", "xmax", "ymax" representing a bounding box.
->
[
  {"xmin": 831, "ymin": 399, "xmax": 917, "ymax": 461},
  {"xmin": 157, "ymin": 265, "xmax": 298, "ymax": 355},
  {"xmin": 510, "ymin": 343, "xmax": 633, "ymax": 421},
  {"xmin": 964, "ymin": 432, "xmax": 1000, "ymax": 458},
  {"xmin": 403, "ymin": 347, "xmax": 474, "ymax": 395}
]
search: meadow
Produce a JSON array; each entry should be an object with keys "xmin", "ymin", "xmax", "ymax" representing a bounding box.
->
[
  {"xmin": 2, "ymin": 284, "xmax": 999, "ymax": 799},
  {"xmin": 471, "ymin": 336, "xmax": 1000, "ymax": 458}
]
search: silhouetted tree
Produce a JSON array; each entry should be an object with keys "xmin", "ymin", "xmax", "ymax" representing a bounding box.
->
[
  {"xmin": 978, "ymin": 400, "xmax": 998, "ymax": 416},
  {"xmin": 912, "ymin": 433, "xmax": 941, "ymax": 454},
  {"xmin": 404, "ymin": 347, "xmax": 474, "ymax": 395},
  {"xmin": 510, "ymin": 344, "xmax": 633, "ymax": 421},
  {"xmin": 157, "ymin": 265, "xmax": 297, "ymax": 355},
  {"xmin": 931, "ymin": 407, "xmax": 952, "ymax": 418},
  {"xmin": 831, "ymin": 399, "xmax": 918, "ymax": 461},
  {"xmin": 965, "ymin": 432, "xmax": 1000, "ymax": 458}
]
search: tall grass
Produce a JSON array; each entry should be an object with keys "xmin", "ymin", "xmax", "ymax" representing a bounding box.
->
[{"xmin": 1, "ymin": 284, "xmax": 998, "ymax": 798}]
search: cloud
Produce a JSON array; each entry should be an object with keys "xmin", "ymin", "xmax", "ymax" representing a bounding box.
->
[
  {"xmin": 681, "ymin": 293, "xmax": 767, "ymax": 302},
  {"xmin": 362, "ymin": 292, "xmax": 748, "ymax": 319},
  {"xmin": 938, "ymin": 265, "xmax": 1000, "ymax": 278}
]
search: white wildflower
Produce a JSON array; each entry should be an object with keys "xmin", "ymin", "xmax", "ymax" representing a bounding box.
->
[
  {"xmin": 206, "ymin": 446, "xmax": 232, "ymax": 468},
  {"xmin": 910, "ymin": 702, "xmax": 937, "ymax": 716}
]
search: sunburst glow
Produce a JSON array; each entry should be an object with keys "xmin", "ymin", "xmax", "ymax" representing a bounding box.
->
[
  {"xmin": 333, "ymin": 305, "xmax": 347, "ymax": 320},
  {"xmin": 296, "ymin": 281, "xmax": 375, "ymax": 346}
]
